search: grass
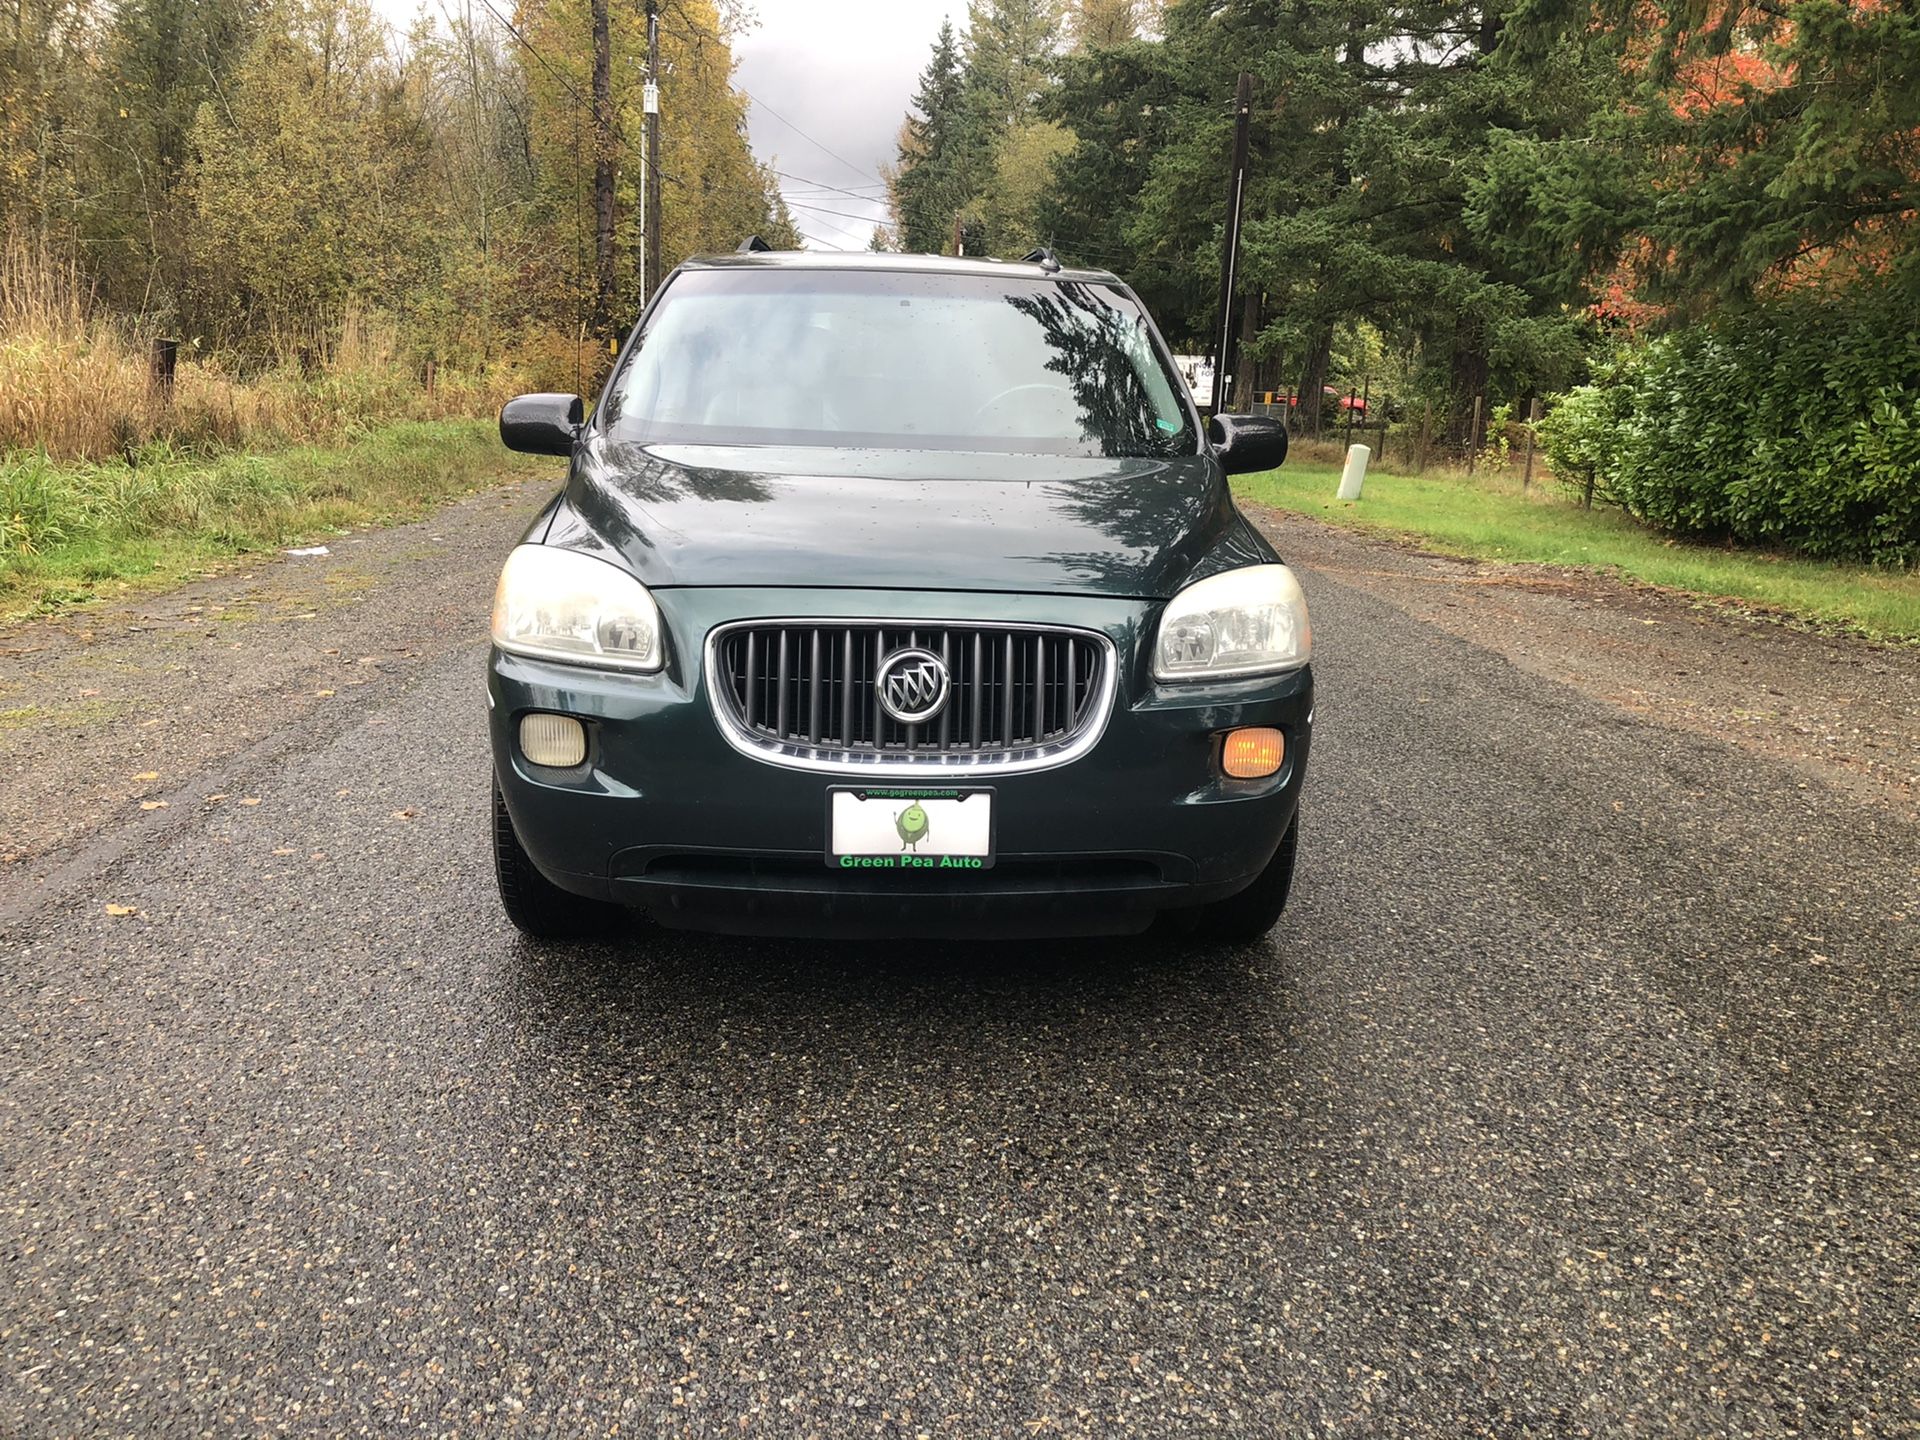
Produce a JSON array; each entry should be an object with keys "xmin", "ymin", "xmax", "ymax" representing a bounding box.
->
[
  {"xmin": 1237, "ymin": 454, "xmax": 1920, "ymax": 643},
  {"xmin": 0, "ymin": 419, "xmax": 550, "ymax": 621}
]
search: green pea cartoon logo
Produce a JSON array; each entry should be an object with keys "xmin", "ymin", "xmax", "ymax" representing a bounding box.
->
[{"xmin": 896, "ymin": 801, "xmax": 930, "ymax": 852}]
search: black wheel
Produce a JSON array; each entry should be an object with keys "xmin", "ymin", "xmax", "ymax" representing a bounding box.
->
[
  {"xmin": 492, "ymin": 778, "xmax": 624, "ymax": 940},
  {"xmin": 1171, "ymin": 814, "xmax": 1299, "ymax": 943}
]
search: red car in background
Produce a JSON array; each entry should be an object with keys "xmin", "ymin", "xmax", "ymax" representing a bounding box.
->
[{"xmin": 1287, "ymin": 386, "xmax": 1366, "ymax": 417}]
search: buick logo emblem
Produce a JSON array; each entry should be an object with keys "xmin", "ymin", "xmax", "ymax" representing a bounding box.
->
[{"xmin": 876, "ymin": 647, "xmax": 951, "ymax": 724}]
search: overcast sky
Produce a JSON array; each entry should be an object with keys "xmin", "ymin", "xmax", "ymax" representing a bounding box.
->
[{"xmin": 736, "ymin": 1, "xmax": 967, "ymax": 250}]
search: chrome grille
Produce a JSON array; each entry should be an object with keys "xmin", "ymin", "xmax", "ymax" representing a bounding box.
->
[{"xmin": 707, "ymin": 621, "xmax": 1113, "ymax": 772}]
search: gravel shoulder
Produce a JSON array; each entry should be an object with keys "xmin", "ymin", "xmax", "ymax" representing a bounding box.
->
[
  {"xmin": 1248, "ymin": 503, "xmax": 1920, "ymax": 821},
  {"xmin": 0, "ymin": 468, "xmax": 562, "ymax": 912}
]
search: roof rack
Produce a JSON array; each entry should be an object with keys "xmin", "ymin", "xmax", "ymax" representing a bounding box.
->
[
  {"xmin": 738, "ymin": 235, "xmax": 773, "ymax": 253},
  {"xmin": 1021, "ymin": 246, "xmax": 1062, "ymax": 273}
]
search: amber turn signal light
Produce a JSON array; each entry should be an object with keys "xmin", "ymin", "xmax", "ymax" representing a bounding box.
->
[{"xmin": 1221, "ymin": 726, "xmax": 1285, "ymax": 779}]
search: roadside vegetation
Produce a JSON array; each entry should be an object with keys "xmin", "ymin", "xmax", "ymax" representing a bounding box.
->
[
  {"xmin": 0, "ymin": 241, "xmax": 544, "ymax": 618},
  {"xmin": 1, "ymin": 0, "xmax": 787, "ymax": 619},
  {"xmin": 0, "ymin": 240, "xmax": 527, "ymax": 465},
  {"xmin": 1540, "ymin": 299, "xmax": 1920, "ymax": 569},
  {"xmin": 1238, "ymin": 458, "xmax": 1920, "ymax": 644},
  {"xmin": 0, "ymin": 421, "xmax": 545, "ymax": 621},
  {"xmin": 1, "ymin": 0, "xmax": 791, "ymax": 418}
]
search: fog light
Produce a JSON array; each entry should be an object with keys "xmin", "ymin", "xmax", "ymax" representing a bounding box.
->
[
  {"xmin": 1221, "ymin": 726, "xmax": 1284, "ymax": 779},
  {"xmin": 519, "ymin": 712, "xmax": 587, "ymax": 768}
]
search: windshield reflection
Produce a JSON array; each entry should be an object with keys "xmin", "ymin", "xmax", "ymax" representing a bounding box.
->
[
  {"xmin": 599, "ymin": 267, "xmax": 1198, "ymax": 459},
  {"xmin": 1002, "ymin": 281, "xmax": 1190, "ymax": 459}
]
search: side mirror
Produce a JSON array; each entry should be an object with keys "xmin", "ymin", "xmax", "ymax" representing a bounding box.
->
[
  {"xmin": 500, "ymin": 393, "xmax": 584, "ymax": 456},
  {"xmin": 1209, "ymin": 413, "xmax": 1288, "ymax": 476}
]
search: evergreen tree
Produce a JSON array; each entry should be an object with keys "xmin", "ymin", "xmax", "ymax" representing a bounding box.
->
[
  {"xmin": 1041, "ymin": 0, "xmax": 1596, "ymax": 433},
  {"xmin": 961, "ymin": 0, "xmax": 1060, "ymax": 133},
  {"xmin": 1479, "ymin": 0, "xmax": 1920, "ymax": 315},
  {"xmin": 955, "ymin": 0, "xmax": 1064, "ymax": 254},
  {"xmin": 1039, "ymin": 29, "xmax": 1192, "ymax": 324},
  {"xmin": 1071, "ymin": 0, "xmax": 1154, "ymax": 50},
  {"xmin": 891, "ymin": 19, "xmax": 971, "ymax": 253}
]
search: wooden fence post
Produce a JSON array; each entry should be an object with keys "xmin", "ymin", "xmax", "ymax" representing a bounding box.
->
[
  {"xmin": 1466, "ymin": 394, "xmax": 1483, "ymax": 475},
  {"xmin": 149, "ymin": 338, "xmax": 178, "ymax": 403},
  {"xmin": 1522, "ymin": 397, "xmax": 1541, "ymax": 489}
]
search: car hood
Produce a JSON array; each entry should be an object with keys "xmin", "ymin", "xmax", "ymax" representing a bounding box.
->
[{"xmin": 554, "ymin": 440, "xmax": 1265, "ymax": 599}]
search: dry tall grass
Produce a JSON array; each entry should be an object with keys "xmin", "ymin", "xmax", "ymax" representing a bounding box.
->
[{"xmin": 0, "ymin": 236, "xmax": 533, "ymax": 462}]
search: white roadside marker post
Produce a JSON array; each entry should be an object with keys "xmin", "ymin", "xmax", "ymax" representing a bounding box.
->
[{"xmin": 1336, "ymin": 443, "xmax": 1370, "ymax": 501}]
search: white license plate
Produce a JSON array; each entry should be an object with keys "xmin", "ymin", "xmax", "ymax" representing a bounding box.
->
[{"xmin": 827, "ymin": 787, "xmax": 995, "ymax": 870}]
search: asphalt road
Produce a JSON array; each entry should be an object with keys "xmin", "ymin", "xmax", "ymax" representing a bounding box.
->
[{"xmin": 3, "ymin": 485, "xmax": 1917, "ymax": 1437}]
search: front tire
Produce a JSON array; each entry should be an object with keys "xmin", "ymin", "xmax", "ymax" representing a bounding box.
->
[
  {"xmin": 1171, "ymin": 814, "xmax": 1298, "ymax": 943},
  {"xmin": 492, "ymin": 778, "xmax": 624, "ymax": 940}
]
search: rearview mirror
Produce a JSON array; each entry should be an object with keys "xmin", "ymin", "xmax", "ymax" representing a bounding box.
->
[
  {"xmin": 1209, "ymin": 413, "xmax": 1288, "ymax": 476},
  {"xmin": 500, "ymin": 393, "xmax": 584, "ymax": 456}
]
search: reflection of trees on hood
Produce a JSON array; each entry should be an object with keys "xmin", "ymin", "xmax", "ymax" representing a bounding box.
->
[
  {"xmin": 567, "ymin": 445, "xmax": 779, "ymax": 569},
  {"xmin": 1004, "ymin": 283, "xmax": 1182, "ymax": 459},
  {"xmin": 1024, "ymin": 470, "xmax": 1266, "ymax": 593},
  {"xmin": 1032, "ymin": 465, "xmax": 1215, "ymax": 563},
  {"xmin": 585, "ymin": 445, "xmax": 776, "ymax": 505}
]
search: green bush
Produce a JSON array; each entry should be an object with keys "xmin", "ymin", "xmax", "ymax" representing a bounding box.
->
[
  {"xmin": 1539, "ymin": 296, "xmax": 1920, "ymax": 566},
  {"xmin": 1539, "ymin": 357, "xmax": 1634, "ymax": 504}
]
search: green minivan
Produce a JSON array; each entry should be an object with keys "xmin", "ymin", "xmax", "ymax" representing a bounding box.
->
[{"xmin": 487, "ymin": 249, "xmax": 1312, "ymax": 942}]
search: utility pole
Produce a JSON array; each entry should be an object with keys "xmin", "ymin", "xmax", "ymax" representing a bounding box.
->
[
  {"xmin": 643, "ymin": 0, "xmax": 662, "ymax": 300},
  {"xmin": 590, "ymin": 0, "xmax": 615, "ymax": 333},
  {"xmin": 1210, "ymin": 72, "xmax": 1253, "ymax": 415}
]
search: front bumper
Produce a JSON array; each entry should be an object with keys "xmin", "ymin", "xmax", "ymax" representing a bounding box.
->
[{"xmin": 488, "ymin": 587, "xmax": 1312, "ymax": 938}]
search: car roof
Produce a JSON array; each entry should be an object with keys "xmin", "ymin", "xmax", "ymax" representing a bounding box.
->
[{"xmin": 679, "ymin": 249, "xmax": 1122, "ymax": 286}]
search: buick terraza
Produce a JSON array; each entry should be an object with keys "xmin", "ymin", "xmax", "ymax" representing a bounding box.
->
[{"xmin": 487, "ymin": 248, "xmax": 1312, "ymax": 942}]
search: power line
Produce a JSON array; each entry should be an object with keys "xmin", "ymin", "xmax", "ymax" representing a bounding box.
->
[
  {"xmin": 741, "ymin": 89, "xmax": 883, "ymax": 186},
  {"xmin": 783, "ymin": 186, "xmax": 889, "ymax": 204},
  {"xmin": 783, "ymin": 196, "xmax": 893, "ymax": 226},
  {"xmin": 784, "ymin": 207, "xmax": 888, "ymax": 250},
  {"xmin": 473, "ymin": 0, "xmax": 587, "ymax": 109},
  {"xmin": 779, "ymin": 196, "xmax": 881, "ymax": 245},
  {"xmin": 774, "ymin": 169, "xmax": 889, "ymax": 202},
  {"xmin": 796, "ymin": 214, "xmax": 874, "ymax": 246}
]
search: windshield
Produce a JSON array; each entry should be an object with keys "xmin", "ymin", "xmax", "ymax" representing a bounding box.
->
[{"xmin": 599, "ymin": 268, "xmax": 1197, "ymax": 458}]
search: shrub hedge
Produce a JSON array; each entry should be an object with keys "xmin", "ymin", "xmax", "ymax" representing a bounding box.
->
[{"xmin": 1540, "ymin": 297, "xmax": 1920, "ymax": 567}]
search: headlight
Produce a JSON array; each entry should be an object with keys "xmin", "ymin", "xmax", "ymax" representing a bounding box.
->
[
  {"xmin": 1154, "ymin": 564, "xmax": 1311, "ymax": 680},
  {"xmin": 490, "ymin": 544, "xmax": 664, "ymax": 672}
]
